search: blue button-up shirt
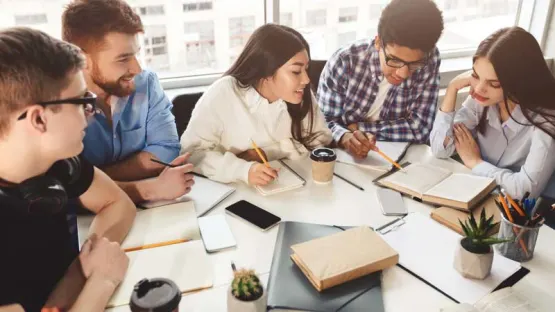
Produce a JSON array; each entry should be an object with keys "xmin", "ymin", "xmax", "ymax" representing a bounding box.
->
[{"xmin": 83, "ymin": 70, "xmax": 180, "ymax": 166}]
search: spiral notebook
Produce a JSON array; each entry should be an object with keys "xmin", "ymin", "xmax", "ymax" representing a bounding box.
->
[{"xmin": 254, "ymin": 160, "xmax": 306, "ymax": 196}]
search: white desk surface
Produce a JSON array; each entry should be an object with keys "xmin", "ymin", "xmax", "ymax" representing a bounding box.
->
[{"xmin": 106, "ymin": 145, "xmax": 555, "ymax": 312}]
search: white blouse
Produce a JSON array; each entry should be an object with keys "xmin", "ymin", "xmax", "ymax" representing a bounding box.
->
[
  {"xmin": 430, "ymin": 95, "xmax": 555, "ymax": 199},
  {"xmin": 180, "ymin": 76, "xmax": 333, "ymax": 184}
]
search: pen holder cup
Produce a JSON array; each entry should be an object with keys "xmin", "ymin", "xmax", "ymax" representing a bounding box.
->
[{"xmin": 495, "ymin": 215, "xmax": 541, "ymax": 262}]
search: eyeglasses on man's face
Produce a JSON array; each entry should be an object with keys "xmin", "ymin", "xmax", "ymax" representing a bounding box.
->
[
  {"xmin": 17, "ymin": 91, "xmax": 98, "ymax": 120},
  {"xmin": 381, "ymin": 39, "xmax": 428, "ymax": 72}
]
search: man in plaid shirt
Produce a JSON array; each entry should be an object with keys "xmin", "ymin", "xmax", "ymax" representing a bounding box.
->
[{"xmin": 317, "ymin": 0, "xmax": 444, "ymax": 158}]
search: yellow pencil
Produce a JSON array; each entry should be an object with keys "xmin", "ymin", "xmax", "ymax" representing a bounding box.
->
[
  {"xmin": 250, "ymin": 138, "xmax": 270, "ymax": 168},
  {"xmin": 375, "ymin": 148, "xmax": 406, "ymax": 172},
  {"xmin": 124, "ymin": 238, "xmax": 189, "ymax": 252}
]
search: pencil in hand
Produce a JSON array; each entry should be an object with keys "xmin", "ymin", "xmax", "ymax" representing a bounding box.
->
[
  {"xmin": 375, "ymin": 148, "xmax": 406, "ymax": 173},
  {"xmin": 250, "ymin": 139, "xmax": 270, "ymax": 168}
]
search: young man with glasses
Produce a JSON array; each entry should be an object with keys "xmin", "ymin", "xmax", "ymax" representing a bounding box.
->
[
  {"xmin": 317, "ymin": 0, "xmax": 444, "ymax": 158},
  {"xmin": 62, "ymin": 0, "xmax": 194, "ymax": 204},
  {"xmin": 0, "ymin": 27, "xmax": 135, "ymax": 311}
]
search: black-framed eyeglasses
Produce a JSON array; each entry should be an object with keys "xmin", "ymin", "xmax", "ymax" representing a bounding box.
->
[
  {"xmin": 17, "ymin": 91, "xmax": 98, "ymax": 120},
  {"xmin": 381, "ymin": 39, "xmax": 428, "ymax": 72}
]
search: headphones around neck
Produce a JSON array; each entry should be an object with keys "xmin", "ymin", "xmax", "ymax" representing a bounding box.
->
[{"xmin": 0, "ymin": 157, "xmax": 81, "ymax": 216}]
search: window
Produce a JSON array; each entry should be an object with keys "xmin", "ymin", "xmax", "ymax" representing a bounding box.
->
[
  {"xmin": 184, "ymin": 21, "xmax": 216, "ymax": 73},
  {"xmin": 138, "ymin": 5, "xmax": 165, "ymax": 16},
  {"xmin": 229, "ymin": 16, "xmax": 256, "ymax": 48},
  {"xmin": 338, "ymin": 7, "xmax": 357, "ymax": 23},
  {"xmin": 306, "ymin": 9, "xmax": 326, "ymax": 27},
  {"xmin": 369, "ymin": 3, "xmax": 385, "ymax": 20},
  {"xmin": 281, "ymin": 12, "xmax": 293, "ymax": 27},
  {"xmin": 280, "ymin": 0, "xmax": 523, "ymax": 59},
  {"xmin": 337, "ymin": 31, "xmax": 357, "ymax": 48},
  {"xmin": 183, "ymin": 1, "xmax": 213, "ymax": 12},
  {"xmin": 143, "ymin": 25, "xmax": 170, "ymax": 73},
  {"xmin": 0, "ymin": 0, "xmax": 545, "ymax": 88},
  {"xmin": 15, "ymin": 13, "xmax": 47, "ymax": 25}
]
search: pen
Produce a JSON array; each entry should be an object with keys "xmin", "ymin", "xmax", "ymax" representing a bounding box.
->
[
  {"xmin": 150, "ymin": 158, "xmax": 206, "ymax": 178},
  {"xmin": 531, "ymin": 197, "xmax": 543, "ymax": 216},
  {"xmin": 150, "ymin": 158, "xmax": 176, "ymax": 167},
  {"xmin": 250, "ymin": 138, "xmax": 270, "ymax": 168},
  {"xmin": 333, "ymin": 173, "xmax": 364, "ymax": 191}
]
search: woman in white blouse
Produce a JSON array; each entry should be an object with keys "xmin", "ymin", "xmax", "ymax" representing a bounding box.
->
[
  {"xmin": 430, "ymin": 27, "xmax": 555, "ymax": 199},
  {"xmin": 180, "ymin": 24, "xmax": 332, "ymax": 186}
]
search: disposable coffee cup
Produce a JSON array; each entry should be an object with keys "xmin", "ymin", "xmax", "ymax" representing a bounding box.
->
[
  {"xmin": 130, "ymin": 278, "xmax": 181, "ymax": 312},
  {"xmin": 310, "ymin": 148, "xmax": 336, "ymax": 184}
]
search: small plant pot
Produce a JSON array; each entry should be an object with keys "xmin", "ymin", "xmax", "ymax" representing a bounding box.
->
[
  {"xmin": 227, "ymin": 286, "xmax": 267, "ymax": 312},
  {"xmin": 453, "ymin": 238, "xmax": 493, "ymax": 280}
]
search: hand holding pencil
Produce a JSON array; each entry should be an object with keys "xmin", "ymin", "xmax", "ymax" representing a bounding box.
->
[{"xmin": 245, "ymin": 139, "xmax": 279, "ymax": 186}]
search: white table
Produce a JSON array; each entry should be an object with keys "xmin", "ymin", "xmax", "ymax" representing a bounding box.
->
[{"xmin": 109, "ymin": 145, "xmax": 555, "ymax": 311}]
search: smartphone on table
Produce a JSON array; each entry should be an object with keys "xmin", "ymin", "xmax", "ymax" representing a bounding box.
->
[
  {"xmin": 377, "ymin": 187, "xmax": 408, "ymax": 216},
  {"xmin": 225, "ymin": 200, "xmax": 281, "ymax": 231}
]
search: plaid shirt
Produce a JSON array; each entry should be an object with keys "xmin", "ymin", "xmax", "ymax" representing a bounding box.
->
[{"xmin": 317, "ymin": 39, "xmax": 441, "ymax": 144}]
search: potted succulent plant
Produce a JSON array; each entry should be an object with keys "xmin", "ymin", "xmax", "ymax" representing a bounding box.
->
[
  {"xmin": 227, "ymin": 268, "xmax": 267, "ymax": 312},
  {"xmin": 453, "ymin": 208, "xmax": 512, "ymax": 280}
]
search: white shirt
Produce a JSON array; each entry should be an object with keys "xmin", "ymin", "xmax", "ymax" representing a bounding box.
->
[
  {"xmin": 430, "ymin": 95, "xmax": 555, "ymax": 199},
  {"xmin": 180, "ymin": 76, "xmax": 333, "ymax": 184},
  {"xmin": 366, "ymin": 78, "xmax": 391, "ymax": 121}
]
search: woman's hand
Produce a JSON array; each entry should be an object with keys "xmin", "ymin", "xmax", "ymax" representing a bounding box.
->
[
  {"xmin": 448, "ymin": 70, "xmax": 473, "ymax": 92},
  {"xmin": 454, "ymin": 123, "xmax": 482, "ymax": 169},
  {"xmin": 248, "ymin": 163, "xmax": 279, "ymax": 186}
]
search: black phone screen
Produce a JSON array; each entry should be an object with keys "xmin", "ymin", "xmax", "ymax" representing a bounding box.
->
[{"xmin": 225, "ymin": 200, "xmax": 281, "ymax": 230}]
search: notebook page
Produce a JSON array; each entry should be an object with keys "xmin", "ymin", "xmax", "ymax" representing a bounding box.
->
[
  {"xmin": 335, "ymin": 142, "xmax": 410, "ymax": 172},
  {"xmin": 380, "ymin": 163, "xmax": 452, "ymax": 195},
  {"xmin": 474, "ymin": 288, "xmax": 539, "ymax": 312},
  {"xmin": 107, "ymin": 240, "xmax": 213, "ymax": 307},
  {"xmin": 425, "ymin": 174, "xmax": 494, "ymax": 204},
  {"xmin": 380, "ymin": 213, "xmax": 521, "ymax": 304},
  {"xmin": 255, "ymin": 160, "xmax": 305, "ymax": 196},
  {"xmin": 139, "ymin": 176, "xmax": 236, "ymax": 216},
  {"xmin": 78, "ymin": 202, "xmax": 200, "ymax": 250}
]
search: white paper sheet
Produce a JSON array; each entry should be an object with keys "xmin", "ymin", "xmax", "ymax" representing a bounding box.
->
[
  {"xmin": 138, "ymin": 175, "xmax": 236, "ymax": 216},
  {"xmin": 380, "ymin": 213, "xmax": 521, "ymax": 304}
]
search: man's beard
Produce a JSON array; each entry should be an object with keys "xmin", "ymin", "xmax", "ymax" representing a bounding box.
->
[{"xmin": 91, "ymin": 64, "xmax": 136, "ymax": 97}]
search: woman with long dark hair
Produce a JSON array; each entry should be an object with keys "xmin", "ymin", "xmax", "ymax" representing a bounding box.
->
[
  {"xmin": 430, "ymin": 27, "xmax": 555, "ymax": 198},
  {"xmin": 180, "ymin": 24, "xmax": 332, "ymax": 186}
]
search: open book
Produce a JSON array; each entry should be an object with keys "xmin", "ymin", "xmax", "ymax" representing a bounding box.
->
[
  {"xmin": 376, "ymin": 162, "xmax": 496, "ymax": 210},
  {"xmin": 138, "ymin": 175, "xmax": 236, "ymax": 217},
  {"xmin": 77, "ymin": 202, "xmax": 213, "ymax": 307},
  {"xmin": 441, "ymin": 287, "xmax": 540, "ymax": 312},
  {"xmin": 254, "ymin": 160, "xmax": 306, "ymax": 196},
  {"xmin": 335, "ymin": 141, "xmax": 410, "ymax": 172}
]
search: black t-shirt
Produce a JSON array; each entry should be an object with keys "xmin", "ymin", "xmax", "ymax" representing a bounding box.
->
[{"xmin": 0, "ymin": 154, "xmax": 94, "ymax": 311}]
